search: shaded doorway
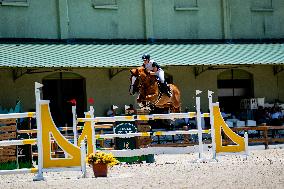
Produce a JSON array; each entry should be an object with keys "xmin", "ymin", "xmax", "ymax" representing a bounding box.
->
[
  {"xmin": 42, "ymin": 72, "xmax": 86, "ymax": 128},
  {"xmin": 217, "ymin": 69, "xmax": 253, "ymax": 113}
]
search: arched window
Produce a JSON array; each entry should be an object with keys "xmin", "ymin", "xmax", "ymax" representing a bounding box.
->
[{"xmin": 217, "ymin": 69, "xmax": 253, "ymax": 112}]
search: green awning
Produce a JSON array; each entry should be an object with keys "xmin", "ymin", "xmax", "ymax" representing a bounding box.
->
[{"xmin": 0, "ymin": 43, "xmax": 283, "ymax": 68}]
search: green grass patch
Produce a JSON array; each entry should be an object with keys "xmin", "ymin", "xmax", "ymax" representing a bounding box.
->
[
  {"xmin": 0, "ymin": 161, "xmax": 17, "ymax": 170},
  {"xmin": 18, "ymin": 161, "xmax": 33, "ymax": 169},
  {"xmin": 0, "ymin": 161, "xmax": 33, "ymax": 170},
  {"xmin": 116, "ymin": 154, "xmax": 155, "ymax": 164}
]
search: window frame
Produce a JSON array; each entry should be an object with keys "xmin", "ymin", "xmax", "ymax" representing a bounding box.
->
[
  {"xmin": 0, "ymin": 0, "xmax": 29, "ymax": 7},
  {"xmin": 92, "ymin": 0, "xmax": 118, "ymax": 10},
  {"xmin": 174, "ymin": 0, "xmax": 199, "ymax": 11},
  {"xmin": 251, "ymin": 0, "xmax": 274, "ymax": 12}
]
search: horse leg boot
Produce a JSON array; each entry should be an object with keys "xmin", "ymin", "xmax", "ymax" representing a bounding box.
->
[{"xmin": 161, "ymin": 83, "xmax": 172, "ymax": 97}]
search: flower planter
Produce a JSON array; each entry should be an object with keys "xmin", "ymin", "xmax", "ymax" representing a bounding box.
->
[{"xmin": 92, "ymin": 163, "xmax": 108, "ymax": 177}]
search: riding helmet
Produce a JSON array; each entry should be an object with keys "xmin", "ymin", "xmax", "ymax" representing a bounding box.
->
[{"xmin": 142, "ymin": 54, "xmax": 150, "ymax": 60}]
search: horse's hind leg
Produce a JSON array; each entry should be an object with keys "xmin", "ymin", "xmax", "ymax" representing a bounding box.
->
[
  {"xmin": 171, "ymin": 90, "xmax": 181, "ymax": 112},
  {"xmin": 170, "ymin": 106, "xmax": 180, "ymax": 113}
]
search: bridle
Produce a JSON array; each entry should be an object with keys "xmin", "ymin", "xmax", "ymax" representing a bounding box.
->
[{"xmin": 129, "ymin": 74, "xmax": 139, "ymax": 94}]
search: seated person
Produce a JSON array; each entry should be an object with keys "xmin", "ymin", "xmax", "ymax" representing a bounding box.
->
[
  {"xmin": 125, "ymin": 104, "xmax": 135, "ymax": 115},
  {"xmin": 270, "ymin": 107, "xmax": 282, "ymax": 126},
  {"xmin": 255, "ymin": 106, "xmax": 271, "ymax": 125},
  {"xmin": 106, "ymin": 105, "xmax": 118, "ymax": 117},
  {"xmin": 221, "ymin": 107, "xmax": 227, "ymax": 120}
]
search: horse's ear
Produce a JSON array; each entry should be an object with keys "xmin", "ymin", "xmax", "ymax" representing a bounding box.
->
[
  {"xmin": 130, "ymin": 69, "xmax": 135, "ymax": 75},
  {"xmin": 131, "ymin": 68, "xmax": 139, "ymax": 76}
]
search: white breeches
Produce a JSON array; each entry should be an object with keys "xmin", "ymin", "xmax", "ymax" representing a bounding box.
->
[{"xmin": 156, "ymin": 70, "xmax": 165, "ymax": 83}]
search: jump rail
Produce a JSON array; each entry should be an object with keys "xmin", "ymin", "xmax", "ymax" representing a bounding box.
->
[
  {"xmin": 77, "ymin": 112, "xmax": 210, "ymax": 123},
  {"xmin": 0, "ymin": 112, "xmax": 35, "ymax": 119}
]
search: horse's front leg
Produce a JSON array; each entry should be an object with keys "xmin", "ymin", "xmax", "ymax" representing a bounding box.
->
[
  {"xmin": 137, "ymin": 94, "xmax": 147, "ymax": 106},
  {"xmin": 137, "ymin": 94, "xmax": 142, "ymax": 103}
]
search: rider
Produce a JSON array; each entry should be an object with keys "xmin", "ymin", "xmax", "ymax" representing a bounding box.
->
[
  {"xmin": 141, "ymin": 54, "xmax": 172, "ymax": 97},
  {"xmin": 141, "ymin": 53, "xmax": 154, "ymax": 71}
]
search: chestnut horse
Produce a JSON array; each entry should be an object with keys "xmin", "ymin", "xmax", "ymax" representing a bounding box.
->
[{"xmin": 129, "ymin": 67, "xmax": 181, "ymax": 113}]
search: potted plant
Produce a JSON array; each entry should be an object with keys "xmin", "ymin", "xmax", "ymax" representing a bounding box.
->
[{"xmin": 86, "ymin": 151, "xmax": 119, "ymax": 177}]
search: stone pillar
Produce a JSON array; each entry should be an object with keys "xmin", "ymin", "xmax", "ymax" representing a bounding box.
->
[
  {"xmin": 58, "ymin": 0, "xmax": 69, "ymax": 39},
  {"xmin": 221, "ymin": 0, "xmax": 231, "ymax": 39},
  {"xmin": 144, "ymin": 0, "xmax": 154, "ymax": 40}
]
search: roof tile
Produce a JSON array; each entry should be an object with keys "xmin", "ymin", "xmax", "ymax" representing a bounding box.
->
[{"xmin": 0, "ymin": 43, "xmax": 283, "ymax": 68}]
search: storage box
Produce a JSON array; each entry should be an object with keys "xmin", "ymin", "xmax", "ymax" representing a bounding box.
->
[
  {"xmin": 226, "ymin": 119, "xmax": 238, "ymax": 127},
  {"xmin": 246, "ymin": 120, "xmax": 256, "ymax": 127},
  {"xmin": 225, "ymin": 121, "xmax": 234, "ymax": 128},
  {"xmin": 257, "ymin": 98, "xmax": 265, "ymax": 107},
  {"xmin": 250, "ymin": 99, "xmax": 258, "ymax": 109},
  {"xmin": 236, "ymin": 121, "xmax": 245, "ymax": 127}
]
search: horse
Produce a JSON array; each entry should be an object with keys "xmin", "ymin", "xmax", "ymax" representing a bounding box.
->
[{"xmin": 129, "ymin": 66, "xmax": 181, "ymax": 113}]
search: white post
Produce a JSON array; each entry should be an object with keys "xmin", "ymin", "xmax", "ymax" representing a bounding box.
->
[
  {"xmin": 80, "ymin": 140, "xmax": 86, "ymax": 178},
  {"xmin": 244, "ymin": 132, "xmax": 249, "ymax": 158},
  {"xmin": 89, "ymin": 106, "xmax": 96, "ymax": 153},
  {"xmin": 196, "ymin": 90, "xmax": 203, "ymax": 159},
  {"xmin": 33, "ymin": 82, "xmax": 44, "ymax": 181},
  {"xmin": 72, "ymin": 106, "xmax": 78, "ymax": 146},
  {"xmin": 208, "ymin": 91, "xmax": 216, "ymax": 160},
  {"xmin": 64, "ymin": 123, "xmax": 68, "ymax": 158}
]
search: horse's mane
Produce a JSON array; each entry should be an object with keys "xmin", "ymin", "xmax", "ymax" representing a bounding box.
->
[{"xmin": 131, "ymin": 66, "xmax": 146, "ymax": 77}]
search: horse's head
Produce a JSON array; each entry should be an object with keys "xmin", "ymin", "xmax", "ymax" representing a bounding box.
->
[
  {"xmin": 129, "ymin": 68, "xmax": 139, "ymax": 95},
  {"xmin": 129, "ymin": 67, "xmax": 148, "ymax": 95}
]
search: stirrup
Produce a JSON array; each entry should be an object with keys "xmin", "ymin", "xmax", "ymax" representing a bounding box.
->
[{"xmin": 166, "ymin": 91, "xmax": 172, "ymax": 97}]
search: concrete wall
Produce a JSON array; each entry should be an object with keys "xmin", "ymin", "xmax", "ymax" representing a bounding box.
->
[
  {"xmin": 1, "ymin": 65, "xmax": 283, "ymax": 116},
  {"xmin": 0, "ymin": 0, "xmax": 283, "ymax": 39},
  {"xmin": 152, "ymin": 0, "xmax": 223, "ymax": 39},
  {"xmin": 67, "ymin": 0, "xmax": 145, "ymax": 39},
  {"xmin": 230, "ymin": 0, "xmax": 284, "ymax": 39},
  {"xmin": 0, "ymin": 0, "xmax": 59, "ymax": 39},
  {"xmin": 250, "ymin": 65, "xmax": 283, "ymax": 103}
]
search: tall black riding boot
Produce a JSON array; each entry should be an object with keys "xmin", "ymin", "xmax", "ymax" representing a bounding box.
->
[{"xmin": 161, "ymin": 83, "xmax": 172, "ymax": 97}]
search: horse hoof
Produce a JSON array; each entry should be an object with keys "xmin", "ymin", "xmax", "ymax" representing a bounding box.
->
[{"xmin": 137, "ymin": 102, "xmax": 144, "ymax": 107}]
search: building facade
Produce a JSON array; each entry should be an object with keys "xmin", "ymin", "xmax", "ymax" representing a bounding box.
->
[
  {"xmin": 0, "ymin": 0, "xmax": 283, "ymax": 127},
  {"xmin": 1, "ymin": 0, "xmax": 284, "ymax": 39}
]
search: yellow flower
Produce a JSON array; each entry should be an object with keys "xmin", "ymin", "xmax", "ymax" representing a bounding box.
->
[{"xmin": 86, "ymin": 151, "xmax": 119, "ymax": 166}]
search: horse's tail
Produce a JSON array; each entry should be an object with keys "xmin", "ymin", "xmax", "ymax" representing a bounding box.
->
[{"xmin": 169, "ymin": 84, "xmax": 181, "ymax": 113}]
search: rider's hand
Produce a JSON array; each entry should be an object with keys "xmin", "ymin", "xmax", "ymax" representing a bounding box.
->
[{"xmin": 149, "ymin": 71, "xmax": 156, "ymax": 75}]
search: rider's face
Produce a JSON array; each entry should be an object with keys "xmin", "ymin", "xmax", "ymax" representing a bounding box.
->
[{"xmin": 143, "ymin": 59, "xmax": 149, "ymax": 65}]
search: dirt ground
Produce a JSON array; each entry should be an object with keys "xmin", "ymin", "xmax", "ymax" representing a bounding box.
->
[{"xmin": 0, "ymin": 148, "xmax": 284, "ymax": 189}]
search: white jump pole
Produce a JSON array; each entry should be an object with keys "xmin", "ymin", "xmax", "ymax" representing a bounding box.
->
[
  {"xmin": 72, "ymin": 106, "xmax": 78, "ymax": 146},
  {"xmin": 34, "ymin": 82, "xmax": 44, "ymax": 181},
  {"xmin": 196, "ymin": 90, "xmax": 203, "ymax": 159},
  {"xmin": 80, "ymin": 140, "xmax": 86, "ymax": 178},
  {"xmin": 244, "ymin": 132, "xmax": 249, "ymax": 158},
  {"xmin": 89, "ymin": 106, "xmax": 96, "ymax": 153},
  {"xmin": 208, "ymin": 90, "xmax": 216, "ymax": 160}
]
